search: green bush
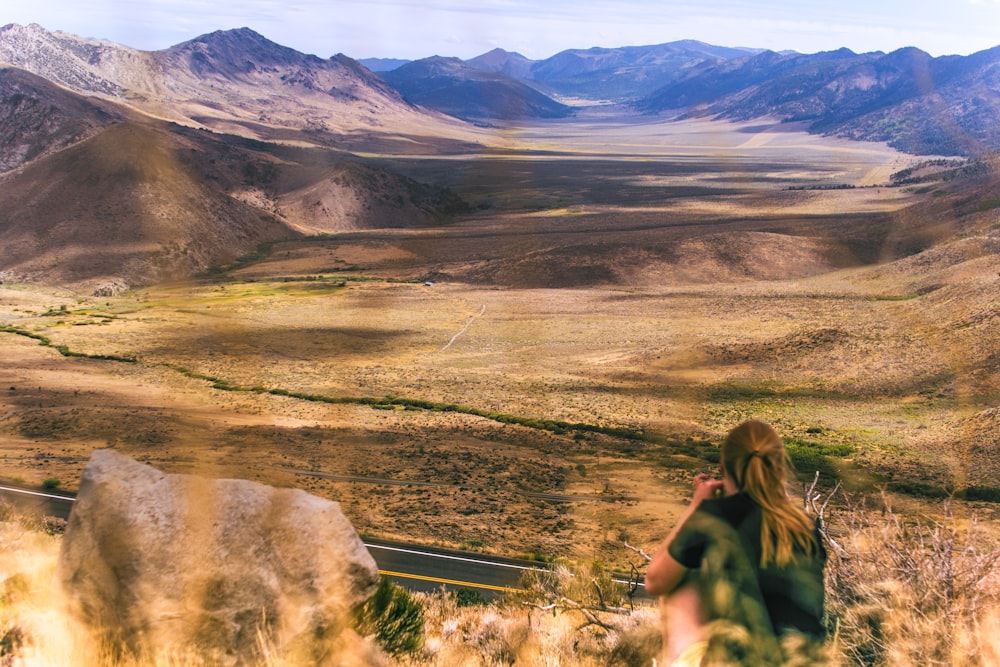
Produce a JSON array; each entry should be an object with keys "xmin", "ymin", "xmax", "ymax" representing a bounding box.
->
[
  {"xmin": 784, "ymin": 438, "xmax": 854, "ymax": 482},
  {"xmin": 355, "ymin": 577, "xmax": 425, "ymax": 657},
  {"xmin": 41, "ymin": 478, "xmax": 61, "ymax": 489},
  {"xmin": 886, "ymin": 480, "xmax": 951, "ymax": 499},
  {"xmin": 963, "ymin": 486, "xmax": 1000, "ymax": 502},
  {"xmin": 451, "ymin": 587, "xmax": 487, "ymax": 607}
]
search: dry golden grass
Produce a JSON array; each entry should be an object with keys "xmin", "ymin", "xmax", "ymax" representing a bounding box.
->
[
  {"xmin": 3, "ymin": 492, "xmax": 998, "ymax": 666},
  {"xmin": 823, "ymin": 495, "xmax": 1000, "ymax": 666}
]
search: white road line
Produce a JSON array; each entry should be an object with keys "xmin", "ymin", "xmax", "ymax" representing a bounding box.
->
[
  {"xmin": 0, "ymin": 485, "xmax": 75, "ymax": 501},
  {"xmin": 364, "ymin": 543, "xmax": 546, "ymax": 572}
]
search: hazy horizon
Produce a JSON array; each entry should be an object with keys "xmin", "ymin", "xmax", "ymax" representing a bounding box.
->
[{"xmin": 5, "ymin": 0, "xmax": 1000, "ymax": 63}]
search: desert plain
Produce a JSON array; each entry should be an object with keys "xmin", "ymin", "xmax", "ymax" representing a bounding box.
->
[{"xmin": 2, "ymin": 116, "xmax": 998, "ymax": 569}]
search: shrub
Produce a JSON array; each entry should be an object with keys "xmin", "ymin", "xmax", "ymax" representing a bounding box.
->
[
  {"xmin": 355, "ymin": 576, "xmax": 425, "ymax": 657},
  {"xmin": 822, "ymin": 494, "xmax": 1000, "ymax": 665},
  {"xmin": 784, "ymin": 438, "xmax": 852, "ymax": 482},
  {"xmin": 963, "ymin": 485, "xmax": 1000, "ymax": 502},
  {"xmin": 451, "ymin": 588, "xmax": 487, "ymax": 608},
  {"xmin": 0, "ymin": 625, "xmax": 26, "ymax": 660},
  {"xmin": 468, "ymin": 609, "xmax": 528, "ymax": 666},
  {"xmin": 42, "ymin": 478, "xmax": 61, "ymax": 489}
]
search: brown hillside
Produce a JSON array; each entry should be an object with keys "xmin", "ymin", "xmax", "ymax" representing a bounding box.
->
[
  {"xmin": 0, "ymin": 120, "xmax": 295, "ymax": 290},
  {"xmin": 454, "ymin": 231, "xmax": 844, "ymax": 288},
  {"xmin": 0, "ymin": 112, "xmax": 471, "ymax": 290},
  {"xmin": 0, "ymin": 66, "xmax": 121, "ymax": 172},
  {"xmin": 269, "ymin": 161, "xmax": 468, "ymax": 234}
]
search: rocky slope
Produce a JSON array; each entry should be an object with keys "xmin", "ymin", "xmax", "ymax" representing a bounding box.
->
[
  {"xmin": 152, "ymin": 28, "xmax": 419, "ymax": 132},
  {"xmin": 637, "ymin": 46, "xmax": 1000, "ymax": 155},
  {"xmin": 0, "ymin": 66, "xmax": 121, "ymax": 171},
  {"xmin": 0, "ymin": 23, "xmax": 466, "ymax": 141}
]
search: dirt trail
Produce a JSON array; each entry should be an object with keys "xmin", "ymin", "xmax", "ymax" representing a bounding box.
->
[{"xmin": 440, "ymin": 304, "xmax": 486, "ymax": 351}]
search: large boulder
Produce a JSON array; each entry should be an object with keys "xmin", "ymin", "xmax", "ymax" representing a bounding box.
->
[{"xmin": 58, "ymin": 449, "xmax": 381, "ymax": 665}]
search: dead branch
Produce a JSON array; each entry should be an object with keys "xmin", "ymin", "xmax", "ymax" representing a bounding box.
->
[
  {"xmin": 522, "ymin": 593, "xmax": 634, "ymax": 628},
  {"xmin": 804, "ymin": 472, "xmax": 848, "ymax": 558},
  {"xmin": 624, "ymin": 541, "xmax": 653, "ymax": 562}
]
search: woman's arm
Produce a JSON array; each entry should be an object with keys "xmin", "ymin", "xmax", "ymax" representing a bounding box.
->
[{"xmin": 644, "ymin": 473, "xmax": 724, "ymax": 596}]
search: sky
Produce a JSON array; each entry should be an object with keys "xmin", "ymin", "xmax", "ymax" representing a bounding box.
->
[{"xmin": 5, "ymin": 0, "xmax": 1000, "ymax": 61}]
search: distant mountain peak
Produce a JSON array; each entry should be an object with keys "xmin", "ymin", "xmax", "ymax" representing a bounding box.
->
[
  {"xmin": 217, "ymin": 26, "xmax": 261, "ymax": 38},
  {"xmin": 168, "ymin": 26, "xmax": 310, "ymax": 60},
  {"xmin": 393, "ymin": 56, "xmax": 469, "ymax": 77},
  {"xmin": 159, "ymin": 26, "xmax": 329, "ymax": 79},
  {"xmin": 465, "ymin": 48, "xmax": 535, "ymax": 79},
  {"xmin": 480, "ymin": 47, "xmax": 527, "ymax": 59},
  {"xmin": 381, "ymin": 54, "xmax": 572, "ymax": 121},
  {"xmin": 184, "ymin": 26, "xmax": 271, "ymax": 48},
  {"xmin": 1, "ymin": 22, "xmax": 47, "ymax": 35}
]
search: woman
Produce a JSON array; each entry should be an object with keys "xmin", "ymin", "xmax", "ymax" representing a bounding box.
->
[{"xmin": 645, "ymin": 420, "xmax": 826, "ymax": 666}]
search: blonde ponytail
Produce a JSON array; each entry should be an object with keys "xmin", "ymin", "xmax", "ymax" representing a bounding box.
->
[{"xmin": 722, "ymin": 420, "xmax": 818, "ymax": 566}]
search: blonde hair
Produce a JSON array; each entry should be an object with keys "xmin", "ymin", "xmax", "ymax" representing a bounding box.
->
[{"xmin": 721, "ymin": 420, "xmax": 818, "ymax": 566}]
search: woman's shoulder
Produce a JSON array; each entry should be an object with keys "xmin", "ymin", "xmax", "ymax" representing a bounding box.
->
[
  {"xmin": 700, "ymin": 492, "xmax": 759, "ymax": 520},
  {"xmin": 689, "ymin": 494, "xmax": 761, "ymax": 542}
]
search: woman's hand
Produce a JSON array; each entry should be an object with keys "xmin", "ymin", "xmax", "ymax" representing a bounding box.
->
[
  {"xmin": 690, "ymin": 473, "xmax": 724, "ymax": 505},
  {"xmin": 646, "ymin": 472, "xmax": 724, "ymax": 596}
]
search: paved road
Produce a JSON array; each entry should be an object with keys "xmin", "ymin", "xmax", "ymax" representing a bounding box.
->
[
  {"xmin": 0, "ymin": 483, "xmax": 649, "ymax": 600},
  {"xmin": 0, "ymin": 482, "xmax": 76, "ymax": 519},
  {"xmin": 365, "ymin": 540, "xmax": 544, "ymax": 595}
]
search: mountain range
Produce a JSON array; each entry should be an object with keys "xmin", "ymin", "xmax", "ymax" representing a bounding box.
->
[
  {"xmin": 0, "ymin": 23, "xmax": 478, "ymax": 150},
  {"xmin": 1, "ymin": 23, "xmax": 999, "ymax": 290},
  {"xmin": 0, "ymin": 24, "xmax": 474, "ymax": 290},
  {"xmin": 4, "ymin": 23, "xmax": 999, "ymax": 155},
  {"xmin": 366, "ymin": 41, "xmax": 1000, "ymax": 156}
]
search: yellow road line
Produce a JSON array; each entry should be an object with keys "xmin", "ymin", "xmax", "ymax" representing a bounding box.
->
[{"xmin": 379, "ymin": 569, "xmax": 523, "ymax": 593}]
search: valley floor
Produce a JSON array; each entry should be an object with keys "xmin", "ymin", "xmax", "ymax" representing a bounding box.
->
[{"xmin": 2, "ymin": 118, "xmax": 998, "ymax": 568}]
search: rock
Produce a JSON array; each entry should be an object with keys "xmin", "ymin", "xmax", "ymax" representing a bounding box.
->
[
  {"xmin": 58, "ymin": 449, "xmax": 381, "ymax": 665},
  {"xmin": 90, "ymin": 279, "xmax": 129, "ymax": 297}
]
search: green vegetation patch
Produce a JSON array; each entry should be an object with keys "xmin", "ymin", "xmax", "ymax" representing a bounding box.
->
[
  {"xmin": 705, "ymin": 381, "xmax": 835, "ymax": 401},
  {"xmin": 451, "ymin": 588, "xmax": 488, "ymax": 607},
  {"xmin": 165, "ymin": 365, "xmax": 645, "ymax": 441},
  {"xmin": 354, "ymin": 577, "xmax": 425, "ymax": 657},
  {"xmin": 870, "ymin": 293, "xmax": 922, "ymax": 301},
  {"xmin": 160, "ymin": 279, "xmax": 351, "ymax": 306},
  {"xmin": 264, "ymin": 281, "xmax": 348, "ymax": 297},
  {"xmin": 0, "ymin": 324, "xmax": 136, "ymax": 363},
  {"xmin": 962, "ymin": 486, "xmax": 1000, "ymax": 503},
  {"xmin": 207, "ymin": 242, "xmax": 275, "ymax": 275},
  {"xmin": 784, "ymin": 437, "xmax": 854, "ymax": 483},
  {"xmin": 885, "ymin": 480, "xmax": 952, "ymax": 499}
]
